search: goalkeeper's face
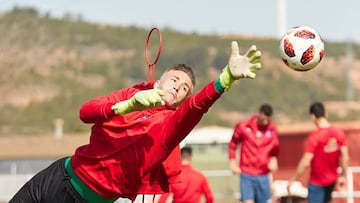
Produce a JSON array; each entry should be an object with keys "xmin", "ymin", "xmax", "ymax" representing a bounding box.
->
[{"xmin": 156, "ymin": 70, "xmax": 194, "ymax": 107}]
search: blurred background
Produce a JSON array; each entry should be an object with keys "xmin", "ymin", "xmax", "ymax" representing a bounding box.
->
[{"xmin": 0, "ymin": 0, "xmax": 359, "ymax": 202}]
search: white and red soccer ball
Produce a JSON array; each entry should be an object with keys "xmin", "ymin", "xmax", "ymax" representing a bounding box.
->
[{"xmin": 279, "ymin": 26, "xmax": 325, "ymax": 71}]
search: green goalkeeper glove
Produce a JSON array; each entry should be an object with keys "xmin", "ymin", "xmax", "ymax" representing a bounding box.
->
[
  {"xmin": 111, "ymin": 88, "xmax": 165, "ymax": 114},
  {"xmin": 216, "ymin": 41, "xmax": 262, "ymax": 92}
]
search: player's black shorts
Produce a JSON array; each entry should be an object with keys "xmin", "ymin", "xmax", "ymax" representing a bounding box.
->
[{"xmin": 9, "ymin": 157, "xmax": 87, "ymax": 203}]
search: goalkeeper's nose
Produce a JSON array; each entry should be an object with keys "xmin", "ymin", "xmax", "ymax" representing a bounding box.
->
[{"xmin": 172, "ymin": 85, "xmax": 180, "ymax": 93}]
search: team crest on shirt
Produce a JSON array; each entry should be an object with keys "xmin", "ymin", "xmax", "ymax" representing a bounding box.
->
[
  {"xmin": 251, "ymin": 128, "xmax": 272, "ymax": 138},
  {"xmin": 265, "ymin": 130, "xmax": 272, "ymax": 138},
  {"xmin": 323, "ymin": 137, "xmax": 339, "ymax": 153}
]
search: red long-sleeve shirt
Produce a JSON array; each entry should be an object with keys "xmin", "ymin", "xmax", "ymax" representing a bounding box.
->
[
  {"xmin": 158, "ymin": 164, "xmax": 214, "ymax": 203},
  {"xmin": 228, "ymin": 115, "xmax": 279, "ymax": 175},
  {"xmin": 70, "ymin": 81, "xmax": 221, "ymax": 200}
]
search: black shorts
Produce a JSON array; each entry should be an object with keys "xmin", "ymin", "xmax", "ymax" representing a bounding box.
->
[{"xmin": 9, "ymin": 157, "xmax": 87, "ymax": 203}]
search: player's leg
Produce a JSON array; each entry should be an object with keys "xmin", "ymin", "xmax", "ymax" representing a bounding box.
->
[
  {"xmin": 240, "ymin": 174, "xmax": 255, "ymax": 203},
  {"xmin": 254, "ymin": 174, "xmax": 272, "ymax": 203},
  {"xmin": 323, "ymin": 183, "xmax": 336, "ymax": 203},
  {"xmin": 307, "ymin": 183, "xmax": 325, "ymax": 203},
  {"xmin": 10, "ymin": 157, "xmax": 86, "ymax": 203}
]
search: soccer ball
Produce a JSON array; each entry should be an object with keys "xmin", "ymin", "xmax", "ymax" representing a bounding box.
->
[{"xmin": 279, "ymin": 26, "xmax": 325, "ymax": 71}]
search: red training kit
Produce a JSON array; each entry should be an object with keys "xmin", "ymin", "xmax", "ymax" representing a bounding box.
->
[{"xmin": 71, "ymin": 81, "xmax": 221, "ymax": 200}]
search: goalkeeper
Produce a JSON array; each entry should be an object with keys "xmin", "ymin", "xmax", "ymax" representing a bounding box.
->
[{"xmin": 10, "ymin": 41, "xmax": 262, "ymax": 203}]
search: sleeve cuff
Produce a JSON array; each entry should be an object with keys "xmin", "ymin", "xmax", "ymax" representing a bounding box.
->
[{"xmin": 214, "ymin": 76, "xmax": 225, "ymax": 93}]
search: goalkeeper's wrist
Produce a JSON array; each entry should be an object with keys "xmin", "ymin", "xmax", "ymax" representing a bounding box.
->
[
  {"xmin": 214, "ymin": 77, "xmax": 225, "ymax": 93},
  {"xmin": 111, "ymin": 100, "xmax": 133, "ymax": 115},
  {"xmin": 217, "ymin": 66, "xmax": 235, "ymax": 92}
]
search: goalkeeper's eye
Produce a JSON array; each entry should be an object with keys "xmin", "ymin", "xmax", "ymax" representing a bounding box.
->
[{"xmin": 178, "ymin": 84, "xmax": 190, "ymax": 94}]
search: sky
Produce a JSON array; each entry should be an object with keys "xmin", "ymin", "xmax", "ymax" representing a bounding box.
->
[{"xmin": 0, "ymin": 0, "xmax": 359, "ymax": 43}]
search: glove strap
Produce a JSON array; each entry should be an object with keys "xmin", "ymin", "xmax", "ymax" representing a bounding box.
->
[
  {"xmin": 218, "ymin": 66, "xmax": 235, "ymax": 92},
  {"xmin": 214, "ymin": 77, "xmax": 225, "ymax": 93}
]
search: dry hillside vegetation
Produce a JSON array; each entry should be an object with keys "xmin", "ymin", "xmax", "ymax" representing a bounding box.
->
[{"xmin": 0, "ymin": 8, "xmax": 359, "ymax": 136}]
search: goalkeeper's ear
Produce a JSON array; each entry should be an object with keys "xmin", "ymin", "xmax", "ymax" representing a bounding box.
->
[{"xmin": 154, "ymin": 80, "xmax": 160, "ymax": 89}]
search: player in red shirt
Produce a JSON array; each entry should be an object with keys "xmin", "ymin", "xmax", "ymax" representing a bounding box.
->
[
  {"xmin": 228, "ymin": 104, "xmax": 279, "ymax": 203},
  {"xmin": 288, "ymin": 102, "xmax": 349, "ymax": 203},
  {"xmin": 157, "ymin": 146, "xmax": 214, "ymax": 203},
  {"xmin": 10, "ymin": 41, "xmax": 262, "ymax": 203}
]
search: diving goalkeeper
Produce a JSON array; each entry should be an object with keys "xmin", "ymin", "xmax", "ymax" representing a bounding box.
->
[{"xmin": 10, "ymin": 41, "xmax": 262, "ymax": 203}]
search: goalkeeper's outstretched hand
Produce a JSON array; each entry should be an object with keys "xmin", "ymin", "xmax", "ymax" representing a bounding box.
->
[
  {"xmin": 112, "ymin": 89, "xmax": 165, "ymax": 114},
  {"xmin": 228, "ymin": 41, "xmax": 262, "ymax": 79},
  {"xmin": 217, "ymin": 41, "xmax": 262, "ymax": 91}
]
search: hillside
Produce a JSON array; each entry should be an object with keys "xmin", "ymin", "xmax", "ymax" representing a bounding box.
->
[{"xmin": 0, "ymin": 7, "xmax": 359, "ymax": 136}]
